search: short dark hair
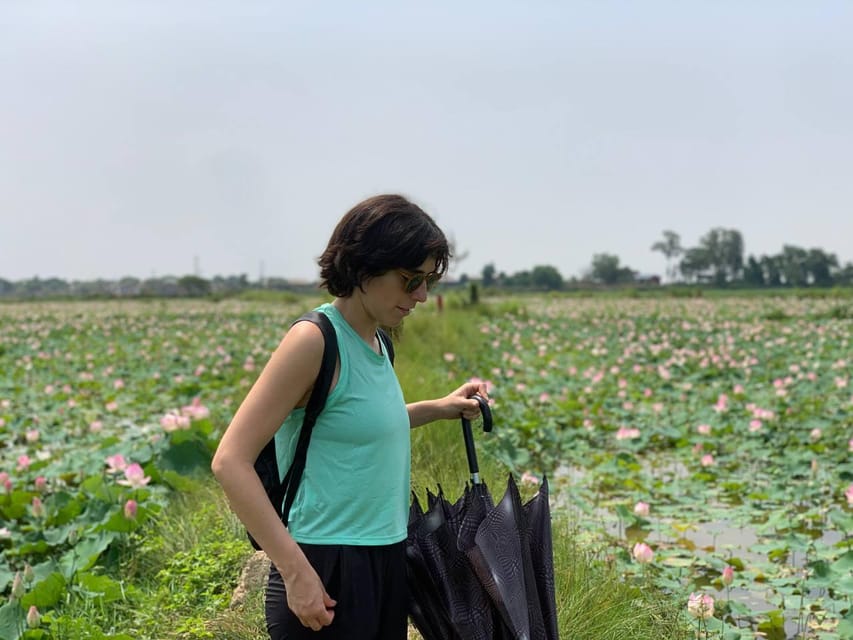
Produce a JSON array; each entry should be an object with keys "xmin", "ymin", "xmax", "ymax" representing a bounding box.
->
[{"xmin": 318, "ymin": 194, "xmax": 450, "ymax": 297}]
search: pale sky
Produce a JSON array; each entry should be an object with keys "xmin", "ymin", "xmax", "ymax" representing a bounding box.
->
[{"xmin": 2, "ymin": 1, "xmax": 852, "ymax": 283}]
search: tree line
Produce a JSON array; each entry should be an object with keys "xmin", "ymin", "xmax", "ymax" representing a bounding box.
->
[
  {"xmin": 474, "ymin": 227, "xmax": 852, "ymax": 290},
  {"xmin": 647, "ymin": 228, "xmax": 852, "ymax": 287},
  {"xmin": 0, "ymin": 274, "xmax": 320, "ymax": 300},
  {"xmin": 2, "ymin": 227, "xmax": 851, "ymax": 299}
]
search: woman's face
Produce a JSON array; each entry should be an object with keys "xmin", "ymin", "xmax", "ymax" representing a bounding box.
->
[{"xmin": 360, "ymin": 256, "xmax": 438, "ymax": 327}]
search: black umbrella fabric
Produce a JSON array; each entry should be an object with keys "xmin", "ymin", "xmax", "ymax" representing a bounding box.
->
[{"xmin": 406, "ymin": 396, "xmax": 559, "ymax": 640}]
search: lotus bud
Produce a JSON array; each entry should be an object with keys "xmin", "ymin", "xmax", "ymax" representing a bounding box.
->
[
  {"xmin": 11, "ymin": 571, "xmax": 25, "ymax": 600},
  {"xmin": 633, "ymin": 501, "xmax": 650, "ymax": 518},
  {"xmin": 26, "ymin": 605, "xmax": 41, "ymax": 629},
  {"xmin": 632, "ymin": 542, "xmax": 654, "ymax": 564}
]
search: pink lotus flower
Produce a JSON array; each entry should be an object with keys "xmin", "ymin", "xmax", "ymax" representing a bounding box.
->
[
  {"xmin": 687, "ymin": 592, "xmax": 714, "ymax": 619},
  {"xmin": 701, "ymin": 454, "xmax": 715, "ymax": 467},
  {"xmin": 615, "ymin": 426, "xmax": 641, "ymax": 440},
  {"xmin": 443, "ymin": 352, "xmax": 456, "ymax": 362},
  {"xmin": 105, "ymin": 454, "xmax": 128, "ymax": 474},
  {"xmin": 721, "ymin": 565, "xmax": 734, "ymax": 585},
  {"xmin": 846, "ymin": 484, "xmax": 853, "ymax": 507},
  {"xmin": 31, "ymin": 497, "xmax": 45, "ymax": 518},
  {"xmin": 89, "ymin": 420, "xmax": 103, "ymax": 433},
  {"xmin": 117, "ymin": 463, "xmax": 150, "ymax": 489},
  {"xmin": 809, "ymin": 428, "xmax": 822, "ymax": 441},
  {"xmin": 105, "ymin": 401, "xmax": 118, "ymax": 412},
  {"xmin": 520, "ymin": 471, "xmax": 541, "ymax": 486},
  {"xmin": 124, "ymin": 499, "xmax": 138, "ymax": 519},
  {"xmin": 17, "ymin": 455, "xmax": 31, "ymax": 471},
  {"xmin": 160, "ymin": 412, "xmax": 191, "ymax": 432},
  {"xmin": 180, "ymin": 397, "xmax": 210, "ymax": 420},
  {"xmin": 633, "ymin": 501, "xmax": 650, "ymax": 517},
  {"xmin": 749, "ymin": 419, "xmax": 762, "ymax": 433},
  {"xmin": 0, "ymin": 527, "xmax": 11, "ymax": 539},
  {"xmin": 25, "ymin": 429, "xmax": 40, "ymax": 443},
  {"xmin": 696, "ymin": 424, "xmax": 712, "ymax": 435},
  {"xmin": 34, "ymin": 476, "xmax": 47, "ymax": 492},
  {"xmin": 632, "ymin": 542, "xmax": 654, "ymax": 564}
]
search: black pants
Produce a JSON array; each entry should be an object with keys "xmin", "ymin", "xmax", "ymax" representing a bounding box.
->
[{"xmin": 265, "ymin": 541, "xmax": 408, "ymax": 640}]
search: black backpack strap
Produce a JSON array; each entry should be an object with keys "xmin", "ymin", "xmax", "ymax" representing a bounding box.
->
[
  {"xmin": 378, "ymin": 327, "xmax": 395, "ymax": 365},
  {"xmin": 279, "ymin": 311, "xmax": 338, "ymax": 527}
]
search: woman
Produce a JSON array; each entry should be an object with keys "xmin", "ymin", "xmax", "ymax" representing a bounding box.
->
[{"xmin": 211, "ymin": 194, "xmax": 488, "ymax": 639}]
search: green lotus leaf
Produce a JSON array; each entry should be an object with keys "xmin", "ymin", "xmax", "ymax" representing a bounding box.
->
[
  {"xmin": 0, "ymin": 602, "xmax": 24, "ymax": 640},
  {"xmin": 20, "ymin": 571, "xmax": 65, "ymax": 609}
]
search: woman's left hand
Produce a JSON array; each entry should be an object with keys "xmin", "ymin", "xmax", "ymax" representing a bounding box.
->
[{"xmin": 444, "ymin": 381, "xmax": 490, "ymax": 421}]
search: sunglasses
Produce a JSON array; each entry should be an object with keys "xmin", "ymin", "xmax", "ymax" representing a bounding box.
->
[{"xmin": 396, "ymin": 269, "xmax": 441, "ymax": 294}]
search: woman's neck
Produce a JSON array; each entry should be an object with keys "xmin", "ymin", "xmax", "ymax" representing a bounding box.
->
[{"xmin": 331, "ymin": 296, "xmax": 379, "ymax": 345}]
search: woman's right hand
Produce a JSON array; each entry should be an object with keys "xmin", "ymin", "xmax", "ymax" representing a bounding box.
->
[{"xmin": 283, "ymin": 565, "xmax": 336, "ymax": 631}]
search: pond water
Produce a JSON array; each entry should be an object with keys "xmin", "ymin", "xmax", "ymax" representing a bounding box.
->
[{"xmin": 552, "ymin": 462, "xmax": 848, "ymax": 639}]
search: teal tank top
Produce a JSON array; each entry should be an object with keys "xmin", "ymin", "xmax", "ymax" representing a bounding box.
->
[{"xmin": 274, "ymin": 303, "xmax": 411, "ymax": 545}]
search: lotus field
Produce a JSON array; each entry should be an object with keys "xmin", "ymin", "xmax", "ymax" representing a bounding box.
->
[{"xmin": 1, "ymin": 296, "xmax": 852, "ymax": 639}]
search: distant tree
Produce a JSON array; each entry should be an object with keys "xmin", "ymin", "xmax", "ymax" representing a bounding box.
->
[
  {"xmin": 743, "ymin": 256, "xmax": 765, "ymax": 287},
  {"xmin": 140, "ymin": 277, "xmax": 181, "ymax": 297},
  {"xmin": 759, "ymin": 254, "xmax": 783, "ymax": 287},
  {"xmin": 679, "ymin": 247, "xmax": 712, "ymax": 283},
  {"xmin": 837, "ymin": 262, "xmax": 853, "ymax": 285},
  {"xmin": 530, "ymin": 265, "xmax": 564, "ymax": 290},
  {"xmin": 0, "ymin": 278, "xmax": 12, "ymax": 296},
  {"xmin": 696, "ymin": 228, "xmax": 743, "ymax": 285},
  {"xmin": 211, "ymin": 274, "xmax": 250, "ymax": 294},
  {"xmin": 778, "ymin": 245, "xmax": 809, "ymax": 287},
  {"xmin": 178, "ymin": 275, "xmax": 211, "ymax": 297},
  {"xmin": 40, "ymin": 278, "xmax": 70, "ymax": 296},
  {"xmin": 504, "ymin": 270, "xmax": 532, "ymax": 288},
  {"xmin": 651, "ymin": 230, "xmax": 683, "ymax": 282},
  {"xmin": 69, "ymin": 279, "xmax": 114, "ymax": 298},
  {"xmin": 264, "ymin": 277, "xmax": 292, "ymax": 290},
  {"xmin": 481, "ymin": 263, "xmax": 496, "ymax": 288},
  {"xmin": 805, "ymin": 248, "xmax": 838, "ymax": 286},
  {"xmin": 116, "ymin": 277, "xmax": 141, "ymax": 296},
  {"xmin": 590, "ymin": 254, "xmax": 635, "ymax": 285}
]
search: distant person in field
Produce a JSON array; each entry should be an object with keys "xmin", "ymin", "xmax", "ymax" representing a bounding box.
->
[{"xmin": 212, "ymin": 194, "xmax": 488, "ymax": 640}]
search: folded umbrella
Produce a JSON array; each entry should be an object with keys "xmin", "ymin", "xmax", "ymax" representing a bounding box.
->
[{"xmin": 407, "ymin": 395, "xmax": 559, "ymax": 640}]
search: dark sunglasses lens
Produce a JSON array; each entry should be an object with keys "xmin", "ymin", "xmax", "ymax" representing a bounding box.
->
[{"xmin": 405, "ymin": 275, "xmax": 424, "ymax": 293}]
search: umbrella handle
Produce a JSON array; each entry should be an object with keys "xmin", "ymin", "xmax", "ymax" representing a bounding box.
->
[{"xmin": 461, "ymin": 394, "xmax": 493, "ymax": 485}]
